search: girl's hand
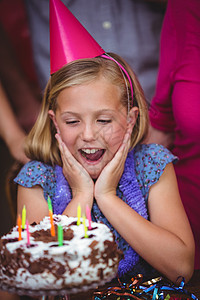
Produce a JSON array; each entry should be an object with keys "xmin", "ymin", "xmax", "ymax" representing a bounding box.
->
[
  {"xmin": 55, "ymin": 134, "xmax": 94, "ymax": 207},
  {"xmin": 94, "ymin": 126, "xmax": 131, "ymax": 201}
]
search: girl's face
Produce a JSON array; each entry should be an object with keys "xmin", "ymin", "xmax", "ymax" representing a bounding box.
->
[{"xmin": 49, "ymin": 77, "xmax": 136, "ymax": 179}]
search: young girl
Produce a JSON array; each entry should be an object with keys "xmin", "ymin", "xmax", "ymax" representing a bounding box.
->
[{"xmin": 14, "ymin": 53, "xmax": 194, "ymax": 284}]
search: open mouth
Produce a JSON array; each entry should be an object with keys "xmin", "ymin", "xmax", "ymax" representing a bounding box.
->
[{"xmin": 80, "ymin": 148, "xmax": 105, "ymax": 162}]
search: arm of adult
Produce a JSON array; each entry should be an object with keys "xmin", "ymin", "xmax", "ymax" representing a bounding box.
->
[{"xmin": 0, "ymin": 82, "xmax": 29, "ymax": 164}]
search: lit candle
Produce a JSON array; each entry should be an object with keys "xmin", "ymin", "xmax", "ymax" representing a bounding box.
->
[
  {"xmin": 86, "ymin": 205, "xmax": 92, "ymax": 230},
  {"xmin": 26, "ymin": 220, "xmax": 30, "ymax": 246},
  {"xmin": 17, "ymin": 214, "xmax": 22, "ymax": 241},
  {"xmin": 77, "ymin": 204, "xmax": 81, "ymax": 225},
  {"xmin": 57, "ymin": 224, "xmax": 63, "ymax": 246},
  {"xmin": 22, "ymin": 205, "xmax": 26, "ymax": 229},
  {"xmin": 49, "ymin": 210, "xmax": 55, "ymax": 236},
  {"xmin": 47, "ymin": 196, "xmax": 53, "ymax": 213},
  {"xmin": 82, "ymin": 214, "xmax": 88, "ymax": 238}
]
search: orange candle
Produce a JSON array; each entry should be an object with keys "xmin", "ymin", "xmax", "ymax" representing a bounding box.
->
[
  {"xmin": 17, "ymin": 214, "xmax": 22, "ymax": 241},
  {"xmin": 49, "ymin": 210, "xmax": 55, "ymax": 236}
]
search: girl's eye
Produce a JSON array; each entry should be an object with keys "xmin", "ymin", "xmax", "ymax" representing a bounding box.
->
[
  {"xmin": 65, "ymin": 120, "xmax": 79, "ymax": 125},
  {"xmin": 97, "ymin": 119, "xmax": 112, "ymax": 124}
]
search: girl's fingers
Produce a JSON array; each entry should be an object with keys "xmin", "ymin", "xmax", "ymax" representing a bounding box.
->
[
  {"xmin": 115, "ymin": 127, "xmax": 131, "ymax": 160},
  {"xmin": 55, "ymin": 133, "xmax": 75, "ymax": 166},
  {"xmin": 107, "ymin": 127, "xmax": 131, "ymax": 175},
  {"xmin": 55, "ymin": 133, "xmax": 64, "ymax": 153},
  {"xmin": 55, "ymin": 133, "xmax": 88, "ymax": 174},
  {"xmin": 123, "ymin": 125, "xmax": 132, "ymax": 146},
  {"xmin": 55, "ymin": 133, "xmax": 69, "ymax": 155}
]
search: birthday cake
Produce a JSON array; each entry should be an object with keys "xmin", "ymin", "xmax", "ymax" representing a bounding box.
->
[{"xmin": 0, "ymin": 214, "xmax": 121, "ymax": 293}]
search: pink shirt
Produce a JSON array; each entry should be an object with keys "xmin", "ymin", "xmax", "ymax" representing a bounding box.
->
[{"xmin": 150, "ymin": 0, "xmax": 200, "ymax": 269}]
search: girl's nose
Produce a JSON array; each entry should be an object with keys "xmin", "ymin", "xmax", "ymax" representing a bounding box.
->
[{"xmin": 81, "ymin": 124, "xmax": 97, "ymax": 141}]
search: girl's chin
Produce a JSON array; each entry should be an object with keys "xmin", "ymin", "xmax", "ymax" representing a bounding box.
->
[{"xmin": 86, "ymin": 167, "xmax": 102, "ymax": 180}]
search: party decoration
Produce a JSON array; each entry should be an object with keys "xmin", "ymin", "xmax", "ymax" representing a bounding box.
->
[
  {"xmin": 49, "ymin": 0, "xmax": 134, "ymax": 109},
  {"xmin": 93, "ymin": 274, "xmax": 198, "ymax": 300},
  {"xmin": 50, "ymin": 0, "xmax": 104, "ymax": 74}
]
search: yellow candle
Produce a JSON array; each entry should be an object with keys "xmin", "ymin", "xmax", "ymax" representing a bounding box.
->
[
  {"xmin": 77, "ymin": 204, "xmax": 81, "ymax": 225},
  {"xmin": 82, "ymin": 214, "xmax": 88, "ymax": 238},
  {"xmin": 22, "ymin": 205, "xmax": 26, "ymax": 230}
]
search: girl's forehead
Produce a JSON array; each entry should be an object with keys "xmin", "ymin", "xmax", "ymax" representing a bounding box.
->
[
  {"xmin": 56, "ymin": 79, "xmax": 125, "ymax": 113},
  {"xmin": 58, "ymin": 77, "xmax": 121, "ymax": 98}
]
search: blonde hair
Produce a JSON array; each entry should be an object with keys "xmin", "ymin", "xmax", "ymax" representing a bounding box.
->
[{"xmin": 25, "ymin": 53, "xmax": 149, "ymax": 166}]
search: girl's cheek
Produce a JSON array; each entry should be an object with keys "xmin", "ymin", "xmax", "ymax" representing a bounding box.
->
[
  {"xmin": 100, "ymin": 126, "xmax": 114, "ymax": 142},
  {"xmin": 61, "ymin": 131, "xmax": 76, "ymax": 148},
  {"xmin": 108, "ymin": 127, "xmax": 126, "ymax": 147}
]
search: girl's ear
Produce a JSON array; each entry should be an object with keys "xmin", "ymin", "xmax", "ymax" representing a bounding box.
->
[
  {"xmin": 48, "ymin": 110, "xmax": 60, "ymax": 134},
  {"xmin": 127, "ymin": 106, "xmax": 139, "ymax": 130}
]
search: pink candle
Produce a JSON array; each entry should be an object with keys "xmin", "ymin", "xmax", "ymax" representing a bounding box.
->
[
  {"xmin": 17, "ymin": 215, "xmax": 22, "ymax": 241},
  {"xmin": 86, "ymin": 205, "xmax": 92, "ymax": 230},
  {"xmin": 26, "ymin": 220, "xmax": 30, "ymax": 246}
]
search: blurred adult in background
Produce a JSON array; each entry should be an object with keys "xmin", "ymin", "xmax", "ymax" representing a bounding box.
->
[
  {"xmin": 0, "ymin": 1, "xmax": 41, "ymax": 299},
  {"xmin": 148, "ymin": 0, "xmax": 200, "ymax": 269},
  {"xmin": 0, "ymin": 0, "xmax": 41, "ymax": 238},
  {"xmin": 0, "ymin": 0, "xmax": 41, "ymax": 163}
]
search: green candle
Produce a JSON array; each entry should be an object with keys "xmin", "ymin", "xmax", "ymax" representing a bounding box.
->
[
  {"xmin": 57, "ymin": 224, "xmax": 63, "ymax": 246},
  {"xmin": 47, "ymin": 196, "xmax": 53, "ymax": 212}
]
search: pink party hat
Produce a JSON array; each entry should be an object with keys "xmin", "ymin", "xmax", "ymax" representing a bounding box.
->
[{"xmin": 50, "ymin": 0, "xmax": 105, "ymax": 74}]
